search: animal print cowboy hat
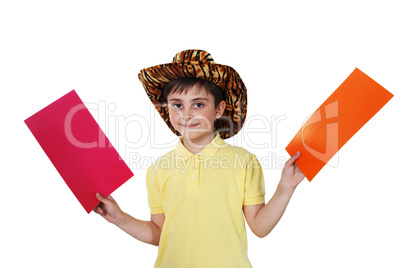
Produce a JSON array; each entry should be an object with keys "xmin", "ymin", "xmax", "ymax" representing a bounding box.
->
[{"xmin": 138, "ymin": 49, "xmax": 247, "ymax": 139}]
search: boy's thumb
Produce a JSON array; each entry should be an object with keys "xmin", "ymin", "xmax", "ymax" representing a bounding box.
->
[
  {"xmin": 96, "ymin": 193, "xmax": 115, "ymax": 204},
  {"xmin": 293, "ymin": 151, "xmax": 301, "ymax": 161},
  {"xmin": 95, "ymin": 192, "xmax": 108, "ymax": 203},
  {"xmin": 286, "ymin": 151, "xmax": 301, "ymax": 167}
]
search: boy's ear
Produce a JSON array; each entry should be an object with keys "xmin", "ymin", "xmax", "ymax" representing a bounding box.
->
[{"xmin": 215, "ymin": 100, "xmax": 226, "ymax": 119}]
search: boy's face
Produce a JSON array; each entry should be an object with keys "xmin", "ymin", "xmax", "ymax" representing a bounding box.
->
[{"xmin": 167, "ymin": 85, "xmax": 226, "ymax": 143}]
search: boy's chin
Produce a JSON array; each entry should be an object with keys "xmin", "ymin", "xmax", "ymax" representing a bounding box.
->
[{"xmin": 179, "ymin": 129, "xmax": 213, "ymax": 141}]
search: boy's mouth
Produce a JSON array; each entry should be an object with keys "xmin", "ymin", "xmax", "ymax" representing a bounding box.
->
[{"xmin": 180, "ymin": 123, "xmax": 199, "ymax": 128}]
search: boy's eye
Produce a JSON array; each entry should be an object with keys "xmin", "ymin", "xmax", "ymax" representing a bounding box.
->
[
  {"xmin": 172, "ymin": 103, "xmax": 182, "ymax": 109},
  {"xmin": 194, "ymin": 103, "xmax": 203, "ymax": 108}
]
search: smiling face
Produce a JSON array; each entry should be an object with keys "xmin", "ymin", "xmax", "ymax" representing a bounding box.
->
[{"xmin": 167, "ymin": 85, "xmax": 226, "ymax": 146}]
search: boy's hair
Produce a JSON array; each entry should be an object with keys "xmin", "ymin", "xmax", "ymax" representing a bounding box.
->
[{"xmin": 163, "ymin": 77, "xmax": 225, "ymax": 108}]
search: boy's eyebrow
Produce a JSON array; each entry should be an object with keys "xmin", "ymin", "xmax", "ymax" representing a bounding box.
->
[
  {"xmin": 168, "ymin": 98, "xmax": 182, "ymax": 102},
  {"xmin": 191, "ymin": 97, "xmax": 209, "ymax": 101},
  {"xmin": 168, "ymin": 97, "xmax": 209, "ymax": 102}
]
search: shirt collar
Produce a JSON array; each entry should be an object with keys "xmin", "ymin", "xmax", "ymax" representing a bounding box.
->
[{"xmin": 175, "ymin": 132, "xmax": 226, "ymax": 161}]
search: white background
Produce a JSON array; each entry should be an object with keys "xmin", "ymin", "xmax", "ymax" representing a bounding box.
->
[{"xmin": 1, "ymin": 0, "xmax": 401, "ymax": 267}]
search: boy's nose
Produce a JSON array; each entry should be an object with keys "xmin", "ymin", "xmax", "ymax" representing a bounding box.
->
[
  {"xmin": 182, "ymin": 114, "xmax": 193, "ymax": 121},
  {"xmin": 182, "ymin": 108, "xmax": 193, "ymax": 121}
]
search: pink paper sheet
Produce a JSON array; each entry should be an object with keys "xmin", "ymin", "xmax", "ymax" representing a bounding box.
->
[{"xmin": 25, "ymin": 90, "xmax": 134, "ymax": 213}]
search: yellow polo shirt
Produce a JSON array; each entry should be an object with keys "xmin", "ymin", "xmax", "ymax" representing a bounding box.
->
[{"xmin": 146, "ymin": 133, "xmax": 266, "ymax": 268}]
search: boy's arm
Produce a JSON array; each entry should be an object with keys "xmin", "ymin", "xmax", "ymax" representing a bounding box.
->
[
  {"xmin": 243, "ymin": 151, "xmax": 304, "ymax": 238},
  {"xmin": 94, "ymin": 193, "xmax": 164, "ymax": 246}
]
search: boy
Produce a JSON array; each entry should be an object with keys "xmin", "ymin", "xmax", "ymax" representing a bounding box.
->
[{"xmin": 94, "ymin": 49, "xmax": 305, "ymax": 267}]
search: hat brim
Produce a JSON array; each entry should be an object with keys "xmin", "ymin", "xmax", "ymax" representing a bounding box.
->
[{"xmin": 138, "ymin": 62, "xmax": 247, "ymax": 139}]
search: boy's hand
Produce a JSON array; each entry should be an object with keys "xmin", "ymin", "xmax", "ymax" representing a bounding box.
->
[
  {"xmin": 93, "ymin": 193, "xmax": 125, "ymax": 225},
  {"xmin": 280, "ymin": 151, "xmax": 305, "ymax": 192}
]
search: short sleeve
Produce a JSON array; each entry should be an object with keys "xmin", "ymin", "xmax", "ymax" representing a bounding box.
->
[
  {"xmin": 146, "ymin": 166, "xmax": 164, "ymax": 214},
  {"xmin": 243, "ymin": 153, "xmax": 266, "ymax": 206}
]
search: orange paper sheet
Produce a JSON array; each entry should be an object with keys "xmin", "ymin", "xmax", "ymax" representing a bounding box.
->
[{"xmin": 286, "ymin": 68, "xmax": 393, "ymax": 181}]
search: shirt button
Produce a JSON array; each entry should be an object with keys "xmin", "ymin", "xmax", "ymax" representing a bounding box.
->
[{"xmin": 192, "ymin": 175, "xmax": 196, "ymax": 180}]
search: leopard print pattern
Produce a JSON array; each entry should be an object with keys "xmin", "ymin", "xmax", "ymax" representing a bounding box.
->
[{"xmin": 138, "ymin": 49, "xmax": 247, "ymax": 140}]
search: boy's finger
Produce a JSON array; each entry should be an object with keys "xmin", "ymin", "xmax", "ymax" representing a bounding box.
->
[
  {"xmin": 93, "ymin": 205, "xmax": 104, "ymax": 215},
  {"xmin": 295, "ymin": 163, "xmax": 305, "ymax": 176}
]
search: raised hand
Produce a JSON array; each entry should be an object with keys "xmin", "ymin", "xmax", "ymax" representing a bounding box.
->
[
  {"xmin": 93, "ymin": 193, "xmax": 124, "ymax": 224},
  {"xmin": 280, "ymin": 151, "xmax": 305, "ymax": 191}
]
